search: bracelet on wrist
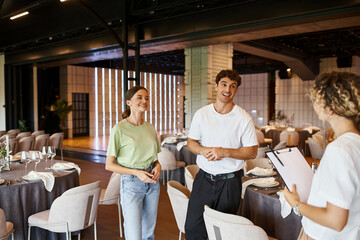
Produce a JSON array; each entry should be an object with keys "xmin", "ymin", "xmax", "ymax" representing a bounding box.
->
[{"xmin": 293, "ymin": 202, "xmax": 302, "ymax": 216}]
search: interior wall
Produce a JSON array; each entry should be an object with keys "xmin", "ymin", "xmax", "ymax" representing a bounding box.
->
[
  {"xmin": 60, "ymin": 65, "xmax": 185, "ymax": 138},
  {"xmin": 276, "ymin": 56, "xmax": 360, "ymax": 129},
  {"xmin": 234, "ymin": 72, "xmax": 269, "ymax": 127}
]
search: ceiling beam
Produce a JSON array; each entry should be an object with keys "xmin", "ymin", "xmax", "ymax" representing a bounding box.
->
[
  {"xmin": 233, "ymin": 42, "xmax": 319, "ymax": 80},
  {"xmin": 6, "ymin": 5, "xmax": 360, "ymax": 66}
]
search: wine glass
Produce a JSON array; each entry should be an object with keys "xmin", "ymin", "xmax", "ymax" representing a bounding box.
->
[
  {"xmin": 42, "ymin": 146, "xmax": 49, "ymax": 169},
  {"xmin": 22, "ymin": 151, "xmax": 31, "ymax": 176},
  {"xmin": 31, "ymin": 152, "xmax": 41, "ymax": 172},
  {"xmin": 48, "ymin": 146, "xmax": 56, "ymax": 168}
]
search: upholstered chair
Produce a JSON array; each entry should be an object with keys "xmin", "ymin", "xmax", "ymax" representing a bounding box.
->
[
  {"xmin": 0, "ymin": 208, "xmax": 14, "ymax": 240},
  {"xmin": 203, "ymin": 205, "xmax": 278, "ymax": 240},
  {"xmin": 28, "ymin": 181, "xmax": 101, "ymax": 240},
  {"xmin": 157, "ymin": 147, "xmax": 185, "ymax": 185},
  {"xmin": 279, "ymin": 130, "xmax": 299, "ymax": 147},
  {"xmin": 49, "ymin": 132, "xmax": 65, "ymax": 160},
  {"xmin": 33, "ymin": 134, "xmax": 50, "ymax": 151},
  {"xmin": 31, "ymin": 130, "xmax": 45, "ymax": 138},
  {"xmin": 99, "ymin": 172, "xmax": 123, "ymax": 237},
  {"xmin": 16, "ymin": 136, "xmax": 35, "ymax": 153},
  {"xmin": 167, "ymin": 181, "xmax": 191, "ymax": 240},
  {"xmin": 184, "ymin": 164, "xmax": 199, "ymax": 192}
]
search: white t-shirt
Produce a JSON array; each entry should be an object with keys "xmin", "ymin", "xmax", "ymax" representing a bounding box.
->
[
  {"xmin": 188, "ymin": 104, "xmax": 258, "ymax": 175},
  {"xmin": 302, "ymin": 132, "xmax": 360, "ymax": 240}
]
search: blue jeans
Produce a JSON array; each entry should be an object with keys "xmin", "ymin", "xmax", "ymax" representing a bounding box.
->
[{"xmin": 121, "ymin": 174, "xmax": 160, "ymax": 240}]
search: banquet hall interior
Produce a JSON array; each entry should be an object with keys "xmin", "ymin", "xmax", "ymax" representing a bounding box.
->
[{"xmin": 1, "ymin": 0, "xmax": 360, "ymax": 239}]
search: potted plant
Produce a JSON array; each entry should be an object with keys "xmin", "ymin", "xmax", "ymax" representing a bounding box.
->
[
  {"xmin": 18, "ymin": 119, "xmax": 28, "ymax": 132},
  {"xmin": 50, "ymin": 99, "xmax": 73, "ymax": 138}
]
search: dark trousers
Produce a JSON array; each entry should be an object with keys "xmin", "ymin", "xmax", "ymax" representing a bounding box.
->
[{"xmin": 184, "ymin": 169, "xmax": 243, "ymax": 240}]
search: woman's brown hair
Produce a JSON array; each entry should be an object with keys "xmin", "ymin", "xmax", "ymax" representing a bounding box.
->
[
  {"xmin": 309, "ymin": 72, "xmax": 360, "ymax": 130},
  {"xmin": 121, "ymin": 86, "xmax": 148, "ymax": 119}
]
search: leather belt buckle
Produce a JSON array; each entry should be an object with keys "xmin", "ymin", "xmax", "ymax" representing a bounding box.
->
[{"xmin": 210, "ymin": 174, "xmax": 215, "ymax": 181}]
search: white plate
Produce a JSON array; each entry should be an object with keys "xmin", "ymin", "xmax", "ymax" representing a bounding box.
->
[
  {"xmin": 22, "ymin": 175, "xmax": 42, "ymax": 182},
  {"xmin": 251, "ymin": 170, "xmax": 277, "ymax": 177},
  {"xmin": 252, "ymin": 180, "xmax": 279, "ymax": 188},
  {"xmin": 51, "ymin": 167, "xmax": 75, "ymax": 171},
  {"xmin": 0, "ymin": 179, "xmax": 5, "ymax": 185}
]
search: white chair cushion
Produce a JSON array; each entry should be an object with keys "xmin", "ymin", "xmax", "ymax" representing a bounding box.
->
[{"xmin": 28, "ymin": 210, "xmax": 50, "ymax": 226}]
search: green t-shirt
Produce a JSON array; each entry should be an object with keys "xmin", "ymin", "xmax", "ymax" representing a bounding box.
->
[{"xmin": 106, "ymin": 119, "xmax": 160, "ymax": 169}]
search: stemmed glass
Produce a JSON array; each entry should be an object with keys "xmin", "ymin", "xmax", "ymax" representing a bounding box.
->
[
  {"xmin": 42, "ymin": 146, "xmax": 50, "ymax": 169},
  {"xmin": 22, "ymin": 151, "xmax": 31, "ymax": 176},
  {"xmin": 32, "ymin": 152, "xmax": 41, "ymax": 172},
  {"xmin": 48, "ymin": 146, "xmax": 56, "ymax": 169}
]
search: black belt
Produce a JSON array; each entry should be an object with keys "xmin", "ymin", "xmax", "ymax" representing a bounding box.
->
[{"xmin": 203, "ymin": 169, "xmax": 243, "ymax": 181}]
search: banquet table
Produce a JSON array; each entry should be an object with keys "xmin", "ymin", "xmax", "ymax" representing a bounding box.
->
[
  {"xmin": 241, "ymin": 176, "xmax": 302, "ymax": 240},
  {"xmin": 162, "ymin": 141, "xmax": 197, "ymax": 184},
  {"xmin": 0, "ymin": 159, "xmax": 80, "ymax": 240},
  {"xmin": 261, "ymin": 128, "xmax": 318, "ymax": 154}
]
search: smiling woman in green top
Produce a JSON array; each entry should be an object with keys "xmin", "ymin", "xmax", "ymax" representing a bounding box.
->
[{"xmin": 105, "ymin": 86, "xmax": 161, "ymax": 240}]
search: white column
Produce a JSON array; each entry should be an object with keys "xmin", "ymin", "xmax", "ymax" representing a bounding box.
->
[
  {"xmin": 0, "ymin": 53, "xmax": 6, "ymax": 130},
  {"xmin": 33, "ymin": 64, "xmax": 38, "ymax": 131},
  {"xmin": 184, "ymin": 43, "xmax": 233, "ymax": 128}
]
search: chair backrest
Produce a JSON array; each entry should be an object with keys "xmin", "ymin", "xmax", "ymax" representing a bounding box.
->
[
  {"xmin": 0, "ymin": 131, "xmax": 6, "ymax": 137},
  {"xmin": 255, "ymin": 130, "xmax": 265, "ymax": 144},
  {"xmin": 167, "ymin": 181, "xmax": 191, "ymax": 233},
  {"xmin": 9, "ymin": 138, "xmax": 19, "ymax": 155},
  {"xmin": 279, "ymin": 131, "xmax": 299, "ymax": 146},
  {"xmin": 15, "ymin": 131, "xmax": 31, "ymax": 140},
  {"xmin": 31, "ymin": 130, "xmax": 45, "ymax": 138},
  {"xmin": 16, "ymin": 136, "xmax": 34, "ymax": 153},
  {"xmin": 203, "ymin": 205, "xmax": 269, "ymax": 240},
  {"xmin": 0, "ymin": 134, "xmax": 16, "ymax": 142},
  {"xmin": 48, "ymin": 181, "xmax": 101, "ymax": 232},
  {"xmin": 33, "ymin": 134, "xmax": 50, "ymax": 151},
  {"xmin": 158, "ymin": 147, "xmax": 177, "ymax": 170},
  {"xmin": 184, "ymin": 165, "xmax": 199, "ymax": 191},
  {"xmin": 102, "ymin": 172, "xmax": 121, "ymax": 204},
  {"xmin": 7, "ymin": 129, "xmax": 20, "ymax": 135},
  {"xmin": 0, "ymin": 208, "xmax": 13, "ymax": 239},
  {"xmin": 245, "ymin": 158, "xmax": 273, "ymax": 172},
  {"xmin": 308, "ymin": 138, "xmax": 324, "ymax": 160},
  {"xmin": 312, "ymin": 134, "xmax": 328, "ymax": 149},
  {"xmin": 49, "ymin": 132, "xmax": 64, "ymax": 149},
  {"xmin": 160, "ymin": 133, "xmax": 175, "ymax": 142},
  {"xmin": 273, "ymin": 141, "xmax": 286, "ymax": 150}
]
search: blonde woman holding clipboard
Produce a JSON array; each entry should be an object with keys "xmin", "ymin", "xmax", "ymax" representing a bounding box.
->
[{"xmin": 284, "ymin": 72, "xmax": 360, "ymax": 240}]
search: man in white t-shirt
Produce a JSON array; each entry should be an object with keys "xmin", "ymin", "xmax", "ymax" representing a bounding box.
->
[{"xmin": 184, "ymin": 69, "xmax": 258, "ymax": 240}]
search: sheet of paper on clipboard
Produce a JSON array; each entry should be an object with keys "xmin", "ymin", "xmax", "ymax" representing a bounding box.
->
[{"xmin": 266, "ymin": 147, "xmax": 314, "ymax": 203}]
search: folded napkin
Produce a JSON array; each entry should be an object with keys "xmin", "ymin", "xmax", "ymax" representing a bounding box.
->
[
  {"xmin": 161, "ymin": 137, "xmax": 178, "ymax": 146},
  {"xmin": 246, "ymin": 167, "xmax": 274, "ymax": 175},
  {"xmin": 241, "ymin": 177, "xmax": 276, "ymax": 198},
  {"xmin": 176, "ymin": 141, "xmax": 187, "ymax": 151},
  {"xmin": 286, "ymin": 127, "xmax": 296, "ymax": 132},
  {"xmin": 264, "ymin": 126, "xmax": 276, "ymax": 133},
  {"xmin": 277, "ymin": 191, "xmax": 292, "ymax": 218},
  {"xmin": 52, "ymin": 162, "xmax": 81, "ymax": 175},
  {"xmin": 303, "ymin": 126, "xmax": 321, "ymax": 134},
  {"xmin": 26, "ymin": 171, "xmax": 55, "ymax": 192}
]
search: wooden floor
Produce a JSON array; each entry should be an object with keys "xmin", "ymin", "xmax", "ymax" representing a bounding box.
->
[
  {"xmin": 65, "ymin": 155, "xmax": 182, "ymax": 240},
  {"xmin": 62, "ymin": 136, "xmax": 182, "ymax": 240},
  {"xmin": 63, "ymin": 136, "xmax": 109, "ymax": 151}
]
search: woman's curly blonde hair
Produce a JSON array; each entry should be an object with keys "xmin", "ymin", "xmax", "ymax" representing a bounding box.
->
[{"xmin": 309, "ymin": 72, "xmax": 360, "ymax": 130}]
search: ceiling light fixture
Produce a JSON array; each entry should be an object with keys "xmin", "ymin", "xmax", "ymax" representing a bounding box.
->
[
  {"xmin": 10, "ymin": 11, "xmax": 29, "ymax": 20},
  {"xmin": 60, "ymin": 0, "xmax": 67, "ymax": 2}
]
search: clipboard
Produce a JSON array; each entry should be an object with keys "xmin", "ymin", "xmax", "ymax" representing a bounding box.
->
[{"xmin": 266, "ymin": 147, "xmax": 314, "ymax": 203}]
